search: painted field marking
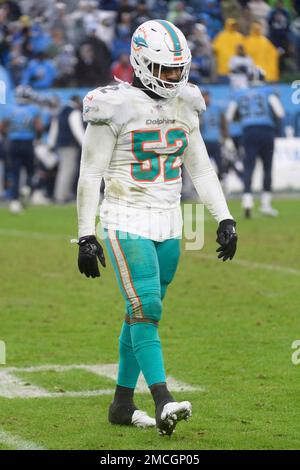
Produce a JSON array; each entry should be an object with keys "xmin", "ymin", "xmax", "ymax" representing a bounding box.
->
[
  {"xmin": 0, "ymin": 364, "xmax": 204, "ymax": 399},
  {"xmin": 0, "ymin": 340, "xmax": 5, "ymax": 364},
  {"xmin": 0, "ymin": 428, "xmax": 45, "ymax": 450},
  {"xmin": 195, "ymin": 253, "xmax": 300, "ymax": 276}
]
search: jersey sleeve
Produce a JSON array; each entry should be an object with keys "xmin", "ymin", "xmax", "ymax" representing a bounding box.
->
[
  {"xmin": 82, "ymin": 86, "xmax": 122, "ymax": 135},
  {"xmin": 181, "ymin": 83, "xmax": 206, "ymax": 130},
  {"xmin": 186, "ymin": 83, "xmax": 206, "ymax": 116}
]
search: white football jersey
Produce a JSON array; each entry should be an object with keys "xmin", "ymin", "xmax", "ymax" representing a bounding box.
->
[{"xmin": 82, "ymin": 82, "xmax": 206, "ymax": 241}]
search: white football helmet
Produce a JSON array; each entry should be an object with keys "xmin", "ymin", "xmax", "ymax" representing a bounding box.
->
[{"xmin": 130, "ymin": 20, "xmax": 191, "ymax": 99}]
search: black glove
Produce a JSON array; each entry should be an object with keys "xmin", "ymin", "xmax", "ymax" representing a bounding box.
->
[
  {"xmin": 216, "ymin": 219, "xmax": 238, "ymax": 262},
  {"xmin": 78, "ymin": 235, "xmax": 106, "ymax": 278}
]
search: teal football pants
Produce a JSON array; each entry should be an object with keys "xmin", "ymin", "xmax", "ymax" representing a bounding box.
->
[{"xmin": 104, "ymin": 229, "xmax": 180, "ymax": 388}]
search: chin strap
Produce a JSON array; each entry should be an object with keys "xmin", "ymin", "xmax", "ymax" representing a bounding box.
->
[{"xmin": 132, "ymin": 75, "xmax": 164, "ymax": 100}]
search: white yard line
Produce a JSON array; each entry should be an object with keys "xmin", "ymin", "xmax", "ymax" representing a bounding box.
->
[
  {"xmin": 0, "ymin": 428, "xmax": 45, "ymax": 450},
  {"xmin": 0, "ymin": 370, "xmax": 53, "ymax": 399},
  {"xmin": 0, "ymin": 364, "xmax": 204, "ymax": 399},
  {"xmin": 195, "ymin": 253, "xmax": 300, "ymax": 276}
]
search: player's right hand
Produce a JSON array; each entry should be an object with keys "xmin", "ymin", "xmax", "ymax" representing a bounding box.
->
[{"xmin": 78, "ymin": 235, "xmax": 106, "ymax": 278}]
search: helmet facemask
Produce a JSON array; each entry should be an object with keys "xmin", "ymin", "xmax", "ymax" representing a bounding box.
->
[{"xmin": 132, "ymin": 53, "xmax": 191, "ymax": 99}]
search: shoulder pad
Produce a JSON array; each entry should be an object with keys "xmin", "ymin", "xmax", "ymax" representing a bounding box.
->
[
  {"xmin": 82, "ymin": 84, "xmax": 124, "ymax": 130},
  {"xmin": 181, "ymin": 83, "xmax": 206, "ymax": 115}
]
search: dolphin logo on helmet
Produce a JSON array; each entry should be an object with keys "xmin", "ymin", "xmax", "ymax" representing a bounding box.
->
[{"xmin": 130, "ymin": 20, "xmax": 191, "ymax": 99}]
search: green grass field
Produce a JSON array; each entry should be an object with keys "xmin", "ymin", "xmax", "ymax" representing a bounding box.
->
[{"xmin": 0, "ymin": 199, "xmax": 300, "ymax": 450}]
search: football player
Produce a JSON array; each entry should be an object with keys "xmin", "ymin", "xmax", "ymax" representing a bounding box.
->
[
  {"xmin": 0, "ymin": 86, "xmax": 42, "ymax": 213},
  {"xmin": 77, "ymin": 20, "xmax": 237, "ymax": 436},
  {"xmin": 226, "ymin": 67, "xmax": 285, "ymax": 218},
  {"xmin": 200, "ymin": 90, "xmax": 227, "ymax": 181}
]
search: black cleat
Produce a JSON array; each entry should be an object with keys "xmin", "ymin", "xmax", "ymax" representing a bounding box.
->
[{"xmin": 108, "ymin": 403, "xmax": 155, "ymax": 428}]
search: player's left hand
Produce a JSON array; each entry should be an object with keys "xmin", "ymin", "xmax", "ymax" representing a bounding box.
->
[
  {"xmin": 78, "ymin": 235, "xmax": 106, "ymax": 278},
  {"xmin": 216, "ymin": 219, "xmax": 237, "ymax": 262}
]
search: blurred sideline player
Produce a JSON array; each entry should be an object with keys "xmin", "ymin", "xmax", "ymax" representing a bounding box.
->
[
  {"xmin": 76, "ymin": 20, "xmax": 238, "ymax": 436},
  {"xmin": 226, "ymin": 44, "xmax": 255, "ymax": 179},
  {"xmin": 226, "ymin": 67, "xmax": 285, "ymax": 218},
  {"xmin": 200, "ymin": 91, "xmax": 243, "ymax": 197},
  {"xmin": 0, "ymin": 86, "xmax": 42, "ymax": 214},
  {"xmin": 200, "ymin": 90, "xmax": 227, "ymax": 181}
]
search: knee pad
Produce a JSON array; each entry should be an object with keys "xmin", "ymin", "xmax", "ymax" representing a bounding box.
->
[{"xmin": 131, "ymin": 293, "xmax": 162, "ymax": 323}]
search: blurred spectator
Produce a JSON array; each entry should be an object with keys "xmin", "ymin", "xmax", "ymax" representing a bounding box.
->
[
  {"xmin": 148, "ymin": 0, "xmax": 168, "ymax": 19},
  {"xmin": 11, "ymin": 17, "xmax": 32, "ymax": 59},
  {"xmin": 229, "ymin": 44, "xmax": 254, "ymax": 88},
  {"xmin": 48, "ymin": 2, "xmax": 70, "ymax": 40},
  {"xmin": 244, "ymin": 22, "xmax": 280, "ymax": 80},
  {"xmin": 116, "ymin": 11, "xmax": 132, "ymax": 37},
  {"xmin": 47, "ymin": 30, "xmax": 65, "ymax": 59},
  {"xmin": 68, "ymin": 1, "xmax": 95, "ymax": 47},
  {"xmin": 268, "ymin": 0, "xmax": 290, "ymax": 52},
  {"xmin": 99, "ymin": 0, "xmax": 119, "ymax": 11},
  {"xmin": 188, "ymin": 23, "xmax": 215, "ymax": 83},
  {"xmin": 199, "ymin": 0, "xmax": 223, "ymax": 39},
  {"xmin": 54, "ymin": 44, "xmax": 77, "ymax": 87},
  {"xmin": 21, "ymin": 52, "xmax": 57, "ymax": 89},
  {"xmin": 221, "ymin": 0, "xmax": 243, "ymax": 22},
  {"xmin": 95, "ymin": 10, "xmax": 117, "ymax": 49},
  {"xmin": 131, "ymin": 2, "xmax": 154, "ymax": 33},
  {"xmin": 81, "ymin": 0, "xmax": 103, "ymax": 35},
  {"xmin": 238, "ymin": 4, "xmax": 256, "ymax": 35},
  {"xmin": 54, "ymin": 95, "xmax": 84, "ymax": 203},
  {"xmin": 79, "ymin": 25, "xmax": 111, "ymax": 83},
  {"xmin": 167, "ymin": 1, "xmax": 194, "ymax": 37},
  {"xmin": 189, "ymin": 23, "xmax": 213, "ymax": 57},
  {"xmin": 290, "ymin": 15, "xmax": 300, "ymax": 68},
  {"xmin": 19, "ymin": 0, "xmax": 50, "ymax": 18},
  {"xmin": 267, "ymin": 0, "xmax": 292, "ymax": 10},
  {"xmin": 213, "ymin": 18, "xmax": 245, "ymax": 77},
  {"xmin": 7, "ymin": 43, "xmax": 27, "ymax": 86},
  {"xmin": 47, "ymin": 30, "xmax": 77, "ymax": 85},
  {"xmin": 30, "ymin": 19, "xmax": 53, "ymax": 56},
  {"xmin": 111, "ymin": 52, "xmax": 133, "ymax": 83},
  {"xmin": 112, "ymin": 13, "xmax": 132, "ymax": 61},
  {"xmin": 116, "ymin": 0, "xmax": 135, "ymax": 24},
  {"xmin": 75, "ymin": 43, "xmax": 110, "ymax": 87},
  {"xmin": 248, "ymin": 0, "xmax": 271, "ymax": 35},
  {"xmin": 293, "ymin": 0, "xmax": 300, "ymax": 15},
  {"xmin": 3, "ymin": 0, "xmax": 21, "ymax": 21},
  {"xmin": 0, "ymin": 7, "xmax": 10, "ymax": 66}
]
